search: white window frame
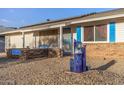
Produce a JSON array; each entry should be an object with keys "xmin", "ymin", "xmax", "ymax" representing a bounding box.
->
[{"xmin": 82, "ymin": 24, "xmax": 109, "ymax": 43}]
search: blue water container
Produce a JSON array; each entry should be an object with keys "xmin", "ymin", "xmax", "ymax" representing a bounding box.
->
[
  {"xmin": 70, "ymin": 45, "xmax": 87, "ymax": 73},
  {"xmin": 73, "ymin": 53, "xmax": 83, "ymax": 73}
]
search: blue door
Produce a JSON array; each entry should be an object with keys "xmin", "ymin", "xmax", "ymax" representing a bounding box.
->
[
  {"xmin": 76, "ymin": 26, "xmax": 81, "ymax": 42},
  {"xmin": 109, "ymin": 22, "xmax": 116, "ymax": 43}
]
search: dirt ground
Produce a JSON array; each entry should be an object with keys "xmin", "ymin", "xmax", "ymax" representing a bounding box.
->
[{"xmin": 0, "ymin": 54, "xmax": 124, "ymax": 85}]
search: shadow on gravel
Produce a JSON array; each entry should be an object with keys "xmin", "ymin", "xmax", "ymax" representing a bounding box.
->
[
  {"xmin": 0, "ymin": 57, "xmax": 19, "ymax": 63},
  {"xmin": 24, "ymin": 57, "xmax": 48, "ymax": 63},
  {"xmin": 92, "ymin": 60, "xmax": 117, "ymax": 71}
]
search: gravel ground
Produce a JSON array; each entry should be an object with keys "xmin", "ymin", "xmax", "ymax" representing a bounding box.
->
[
  {"xmin": 87, "ymin": 56, "xmax": 124, "ymax": 76},
  {"xmin": 0, "ymin": 56, "xmax": 124, "ymax": 85}
]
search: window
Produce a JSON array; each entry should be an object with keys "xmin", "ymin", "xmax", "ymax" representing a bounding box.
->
[
  {"xmin": 83, "ymin": 24, "xmax": 107, "ymax": 42},
  {"xmin": 95, "ymin": 24, "xmax": 107, "ymax": 41},
  {"xmin": 84, "ymin": 26, "xmax": 94, "ymax": 41}
]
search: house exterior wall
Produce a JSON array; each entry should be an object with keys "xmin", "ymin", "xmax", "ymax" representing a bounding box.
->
[
  {"xmin": 73, "ymin": 22, "xmax": 109, "ymax": 43},
  {"xmin": 73, "ymin": 21, "xmax": 124, "ymax": 44},
  {"xmin": 116, "ymin": 22, "xmax": 124, "ymax": 42},
  {"xmin": 4, "ymin": 19, "xmax": 124, "ymax": 50},
  {"xmin": 5, "ymin": 35, "xmax": 10, "ymax": 49},
  {"xmin": 5, "ymin": 30, "xmax": 59, "ymax": 50},
  {"xmin": 86, "ymin": 43, "xmax": 124, "ymax": 59},
  {"xmin": 24, "ymin": 32, "xmax": 40, "ymax": 49},
  {"xmin": 24, "ymin": 32, "xmax": 34, "ymax": 48},
  {"xmin": 5, "ymin": 33, "xmax": 23, "ymax": 49}
]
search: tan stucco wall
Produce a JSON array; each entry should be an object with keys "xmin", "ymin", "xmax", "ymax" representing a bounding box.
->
[
  {"xmin": 5, "ymin": 32, "xmax": 35, "ymax": 49},
  {"xmin": 5, "ymin": 33, "xmax": 23, "ymax": 49},
  {"xmin": 5, "ymin": 30, "xmax": 59, "ymax": 49},
  {"xmin": 24, "ymin": 32, "xmax": 34, "ymax": 48},
  {"xmin": 24, "ymin": 31, "xmax": 40, "ymax": 48}
]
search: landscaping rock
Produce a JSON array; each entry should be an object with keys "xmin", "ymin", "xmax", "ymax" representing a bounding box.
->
[{"xmin": 0, "ymin": 57, "xmax": 123, "ymax": 85}]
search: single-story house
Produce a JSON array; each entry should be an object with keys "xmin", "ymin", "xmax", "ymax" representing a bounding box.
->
[{"xmin": 1, "ymin": 9, "xmax": 124, "ymax": 54}]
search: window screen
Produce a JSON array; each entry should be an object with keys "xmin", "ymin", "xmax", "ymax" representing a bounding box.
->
[
  {"xmin": 95, "ymin": 24, "xmax": 107, "ymax": 41},
  {"xmin": 84, "ymin": 26, "xmax": 94, "ymax": 41}
]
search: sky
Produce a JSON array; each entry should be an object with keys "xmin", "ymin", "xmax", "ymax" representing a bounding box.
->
[{"xmin": 0, "ymin": 8, "xmax": 116, "ymax": 28}]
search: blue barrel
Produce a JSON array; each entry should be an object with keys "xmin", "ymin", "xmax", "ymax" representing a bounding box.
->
[
  {"xmin": 73, "ymin": 53, "xmax": 83, "ymax": 73},
  {"xmin": 70, "ymin": 58, "xmax": 74, "ymax": 72},
  {"xmin": 70, "ymin": 47, "xmax": 86, "ymax": 73}
]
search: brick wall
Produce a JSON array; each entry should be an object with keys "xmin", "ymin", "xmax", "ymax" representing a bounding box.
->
[{"xmin": 86, "ymin": 43, "xmax": 124, "ymax": 59}]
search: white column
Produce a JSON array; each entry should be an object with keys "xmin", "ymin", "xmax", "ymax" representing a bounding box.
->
[
  {"xmin": 71, "ymin": 26, "xmax": 75, "ymax": 55},
  {"xmin": 107, "ymin": 24, "xmax": 110, "ymax": 43},
  {"xmin": 22, "ymin": 32, "xmax": 25, "ymax": 48},
  {"xmin": 34, "ymin": 32, "xmax": 36, "ymax": 48},
  {"xmin": 94, "ymin": 25, "xmax": 96, "ymax": 42},
  {"xmin": 81, "ymin": 26, "xmax": 84, "ymax": 43},
  {"xmin": 59, "ymin": 26, "xmax": 63, "ymax": 49}
]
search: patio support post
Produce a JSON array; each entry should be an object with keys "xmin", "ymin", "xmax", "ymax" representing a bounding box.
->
[
  {"xmin": 71, "ymin": 27, "xmax": 74, "ymax": 55},
  {"xmin": 59, "ymin": 26, "xmax": 63, "ymax": 49},
  {"xmin": 22, "ymin": 32, "xmax": 25, "ymax": 48},
  {"xmin": 34, "ymin": 32, "xmax": 36, "ymax": 48}
]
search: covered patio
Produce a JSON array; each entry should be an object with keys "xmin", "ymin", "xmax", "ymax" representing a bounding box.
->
[
  {"xmin": 4, "ymin": 24, "xmax": 76, "ymax": 60},
  {"xmin": 21, "ymin": 25, "xmax": 74, "ymax": 56}
]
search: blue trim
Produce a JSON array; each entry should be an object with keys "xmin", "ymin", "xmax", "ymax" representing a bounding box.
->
[
  {"xmin": 109, "ymin": 22, "xmax": 116, "ymax": 43},
  {"xmin": 76, "ymin": 26, "xmax": 81, "ymax": 42}
]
